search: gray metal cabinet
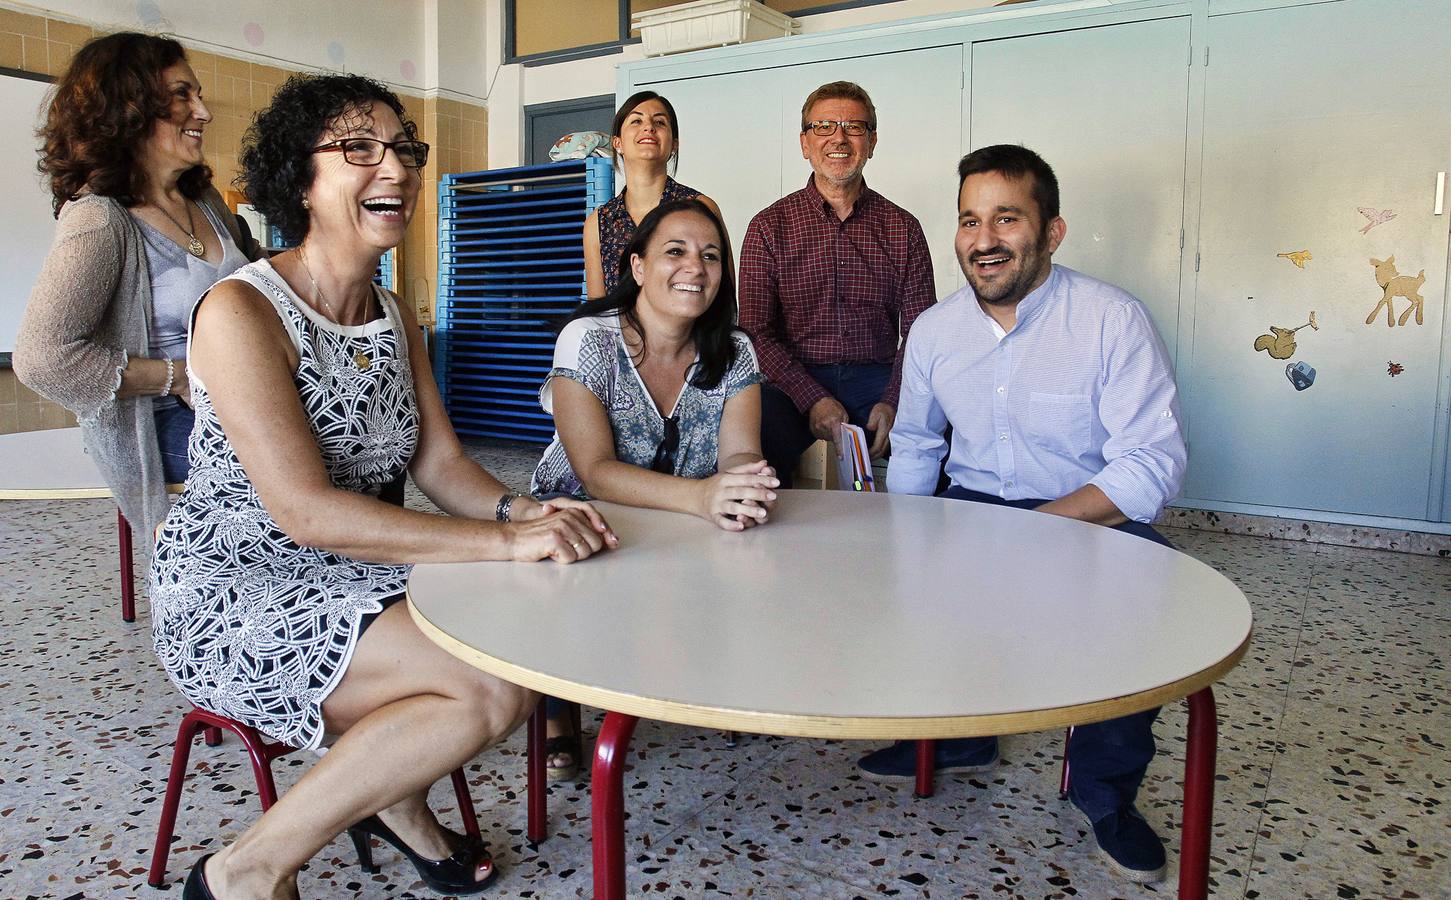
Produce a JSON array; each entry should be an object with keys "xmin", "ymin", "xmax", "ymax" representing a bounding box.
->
[
  {"xmin": 967, "ymin": 16, "xmax": 1194, "ymax": 365},
  {"xmin": 1182, "ymin": 0, "xmax": 1451, "ymax": 520}
]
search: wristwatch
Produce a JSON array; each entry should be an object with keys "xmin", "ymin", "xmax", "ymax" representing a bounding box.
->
[{"xmin": 495, "ymin": 491, "xmax": 526, "ymax": 522}]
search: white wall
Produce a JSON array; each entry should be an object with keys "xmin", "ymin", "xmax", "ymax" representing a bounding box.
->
[
  {"xmin": 4, "ymin": 0, "xmax": 436, "ymax": 91},
  {"xmin": 427, "ymin": 0, "xmax": 489, "ymax": 99},
  {"xmin": 484, "ymin": 0, "xmax": 997, "ymax": 169}
]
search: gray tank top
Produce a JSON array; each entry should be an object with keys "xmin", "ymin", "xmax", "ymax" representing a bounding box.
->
[{"xmin": 136, "ymin": 202, "xmax": 249, "ymax": 407}]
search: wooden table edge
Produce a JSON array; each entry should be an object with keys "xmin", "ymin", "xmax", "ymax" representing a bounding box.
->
[
  {"xmin": 0, "ymin": 485, "xmax": 185, "ymax": 500},
  {"xmin": 408, "ymin": 594, "xmax": 1252, "ymax": 740}
]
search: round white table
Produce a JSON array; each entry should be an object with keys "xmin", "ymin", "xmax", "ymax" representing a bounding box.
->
[
  {"xmin": 0, "ymin": 427, "xmax": 178, "ymax": 621},
  {"xmin": 407, "ymin": 491, "xmax": 1251, "ymax": 899}
]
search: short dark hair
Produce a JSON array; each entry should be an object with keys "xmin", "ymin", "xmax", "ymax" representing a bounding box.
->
[
  {"xmin": 568, "ymin": 199, "xmax": 741, "ymax": 391},
  {"xmin": 239, "ymin": 73, "xmax": 418, "ymax": 244},
  {"xmin": 610, "ymin": 90, "xmax": 680, "ymax": 171},
  {"xmin": 957, "ymin": 144, "xmax": 1060, "ymax": 223},
  {"xmin": 39, "ymin": 32, "xmax": 211, "ymax": 215}
]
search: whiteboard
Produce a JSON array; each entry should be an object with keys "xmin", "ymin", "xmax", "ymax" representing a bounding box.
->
[{"xmin": 1, "ymin": 70, "xmax": 56, "ymax": 355}]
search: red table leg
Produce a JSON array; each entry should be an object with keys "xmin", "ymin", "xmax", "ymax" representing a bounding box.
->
[
  {"xmin": 117, "ymin": 508, "xmax": 135, "ymax": 623},
  {"xmin": 526, "ymin": 698, "xmax": 547, "ymax": 844},
  {"xmin": 1178, "ymin": 686, "xmax": 1217, "ymax": 900},
  {"xmin": 592, "ymin": 711, "xmax": 638, "ymax": 900},
  {"xmin": 914, "ymin": 739, "xmax": 935, "ymax": 798}
]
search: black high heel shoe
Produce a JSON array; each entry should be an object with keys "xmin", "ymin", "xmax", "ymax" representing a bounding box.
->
[
  {"xmin": 182, "ymin": 854, "xmax": 217, "ymax": 900},
  {"xmin": 347, "ymin": 815, "xmax": 496, "ymax": 895}
]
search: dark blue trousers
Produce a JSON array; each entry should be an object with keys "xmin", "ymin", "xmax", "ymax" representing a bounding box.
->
[
  {"xmin": 761, "ymin": 363, "xmax": 891, "ymax": 489},
  {"xmin": 939, "ymin": 484, "xmax": 1166, "ymax": 822},
  {"xmin": 154, "ymin": 403, "xmax": 195, "ymax": 484}
]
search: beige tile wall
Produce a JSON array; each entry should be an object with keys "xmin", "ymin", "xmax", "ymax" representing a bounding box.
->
[
  {"xmin": 0, "ymin": 7, "xmax": 488, "ymax": 434},
  {"xmin": 0, "ymin": 368, "xmax": 77, "ymax": 433},
  {"xmin": 408, "ymin": 96, "xmax": 489, "ymax": 324}
]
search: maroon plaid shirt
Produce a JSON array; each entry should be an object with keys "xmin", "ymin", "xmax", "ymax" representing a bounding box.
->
[{"xmin": 738, "ymin": 177, "xmax": 937, "ymax": 413}]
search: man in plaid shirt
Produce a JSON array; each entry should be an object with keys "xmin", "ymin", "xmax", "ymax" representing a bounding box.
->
[{"xmin": 738, "ymin": 81, "xmax": 937, "ymax": 487}]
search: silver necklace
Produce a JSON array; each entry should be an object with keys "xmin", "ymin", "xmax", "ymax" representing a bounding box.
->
[
  {"xmin": 154, "ymin": 198, "xmax": 205, "ymax": 258},
  {"xmin": 296, "ymin": 246, "xmax": 374, "ymax": 369}
]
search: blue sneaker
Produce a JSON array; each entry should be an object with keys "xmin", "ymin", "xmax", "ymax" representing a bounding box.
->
[
  {"xmin": 856, "ymin": 738, "xmax": 999, "ymax": 782},
  {"xmin": 1078, "ymin": 804, "xmax": 1166, "ymax": 884}
]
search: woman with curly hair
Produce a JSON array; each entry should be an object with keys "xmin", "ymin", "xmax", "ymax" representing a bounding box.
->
[
  {"xmin": 148, "ymin": 72, "xmax": 617, "ymax": 898},
  {"xmin": 14, "ymin": 32, "xmax": 262, "ymax": 533}
]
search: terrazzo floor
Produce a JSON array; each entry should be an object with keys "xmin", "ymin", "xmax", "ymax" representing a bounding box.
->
[{"xmin": 1, "ymin": 438, "xmax": 1446, "ymax": 899}]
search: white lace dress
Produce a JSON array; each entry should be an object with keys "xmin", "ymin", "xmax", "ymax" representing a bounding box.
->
[{"xmin": 149, "ymin": 261, "xmax": 420, "ymax": 750}]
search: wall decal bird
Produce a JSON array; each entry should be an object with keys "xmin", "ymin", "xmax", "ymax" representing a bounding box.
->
[
  {"xmin": 1357, "ymin": 207, "xmax": 1396, "ymax": 235},
  {"xmin": 1277, "ymin": 249, "xmax": 1312, "ymax": 269}
]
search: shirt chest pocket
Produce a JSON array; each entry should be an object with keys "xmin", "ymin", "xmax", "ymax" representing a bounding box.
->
[{"xmin": 1026, "ymin": 392, "xmax": 1094, "ymax": 458}]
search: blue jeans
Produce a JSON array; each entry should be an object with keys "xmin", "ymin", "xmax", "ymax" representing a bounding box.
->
[
  {"xmin": 154, "ymin": 403, "xmax": 195, "ymax": 485},
  {"xmin": 938, "ymin": 484, "xmax": 1168, "ymax": 821},
  {"xmin": 760, "ymin": 362, "xmax": 891, "ymax": 488}
]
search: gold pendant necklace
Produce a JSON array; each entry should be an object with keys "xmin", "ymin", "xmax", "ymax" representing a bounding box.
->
[
  {"xmin": 298, "ymin": 246, "xmax": 374, "ymax": 370},
  {"xmin": 155, "ymin": 198, "xmax": 205, "ymax": 258}
]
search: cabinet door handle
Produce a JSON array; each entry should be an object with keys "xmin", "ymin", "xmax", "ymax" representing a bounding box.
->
[{"xmin": 1436, "ymin": 172, "xmax": 1446, "ymax": 216}]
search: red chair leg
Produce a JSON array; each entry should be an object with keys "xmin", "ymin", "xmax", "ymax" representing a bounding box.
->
[
  {"xmin": 148, "ymin": 709, "xmax": 208, "ymax": 886},
  {"xmin": 450, "ymin": 768, "xmax": 480, "ymax": 839},
  {"xmin": 230, "ymin": 720, "xmax": 281, "ymax": 809},
  {"xmin": 117, "ymin": 508, "xmax": 136, "ymax": 623},
  {"xmin": 1058, "ymin": 726, "xmax": 1075, "ymax": 798},
  {"xmin": 204, "ymin": 726, "xmax": 223, "ymax": 747},
  {"xmin": 150, "ymin": 709, "xmax": 298, "ymax": 887},
  {"xmin": 526, "ymin": 698, "xmax": 548, "ymax": 844},
  {"xmin": 915, "ymin": 740, "xmax": 935, "ymax": 798}
]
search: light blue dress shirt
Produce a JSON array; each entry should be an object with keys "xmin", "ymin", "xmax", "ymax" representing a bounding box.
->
[{"xmin": 887, "ymin": 265, "xmax": 1186, "ymax": 523}]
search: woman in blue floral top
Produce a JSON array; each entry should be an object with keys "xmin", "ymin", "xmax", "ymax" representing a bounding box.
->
[
  {"xmin": 534, "ymin": 198, "xmax": 777, "ymax": 523},
  {"xmin": 532, "ymin": 198, "xmax": 778, "ymax": 776}
]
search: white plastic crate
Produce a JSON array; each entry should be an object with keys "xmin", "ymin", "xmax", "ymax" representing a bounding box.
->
[{"xmin": 632, "ymin": 0, "xmax": 799, "ymax": 57}]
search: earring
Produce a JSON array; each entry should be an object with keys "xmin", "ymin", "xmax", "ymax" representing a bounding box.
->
[{"xmin": 301, "ymin": 198, "xmax": 310, "ymax": 210}]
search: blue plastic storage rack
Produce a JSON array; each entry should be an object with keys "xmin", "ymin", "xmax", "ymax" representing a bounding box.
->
[
  {"xmin": 374, "ymin": 247, "xmax": 396, "ymax": 291},
  {"xmin": 435, "ymin": 158, "xmax": 613, "ymax": 442}
]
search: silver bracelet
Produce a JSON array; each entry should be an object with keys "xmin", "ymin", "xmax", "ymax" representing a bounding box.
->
[
  {"xmin": 158, "ymin": 357, "xmax": 175, "ymax": 397},
  {"xmin": 495, "ymin": 491, "xmax": 524, "ymax": 522}
]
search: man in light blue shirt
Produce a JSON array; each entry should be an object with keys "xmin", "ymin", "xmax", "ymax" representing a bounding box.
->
[{"xmin": 857, "ymin": 145, "xmax": 1187, "ymax": 885}]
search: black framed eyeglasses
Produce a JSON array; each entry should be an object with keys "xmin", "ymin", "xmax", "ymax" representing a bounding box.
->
[
  {"xmin": 311, "ymin": 138, "xmax": 430, "ymax": 170},
  {"xmin": 650, "ymin": 415, "xmax": 680, "ymax": 475},
  {"xmin": 803, "ymin": 119, "xmax": 874, "ymax": 137}
]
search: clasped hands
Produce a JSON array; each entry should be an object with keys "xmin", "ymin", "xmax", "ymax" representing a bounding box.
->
[
  {"xmin": 700, "ymin": 460, "xmax": 779, "ymax": 532},
  {"xmin": 505, "ymin": 495, "xmax": 618, "ymax": 564}
]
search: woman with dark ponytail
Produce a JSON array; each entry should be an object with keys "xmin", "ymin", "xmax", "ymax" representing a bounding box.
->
[{"xmin": 582, "ymin": 90, "xmax": 722, "ymax": 300}]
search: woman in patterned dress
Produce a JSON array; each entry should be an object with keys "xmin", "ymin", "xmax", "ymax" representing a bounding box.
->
[
  {"xmin": 532, "ymin": 198, "xmax": 777, "ymax": 778},
  {"xmin": 150, "ymin": 74, "xmax": 616, "ymax": 899},
  {"xmin": 582, "ymin": 91, "xmax": 724, "ymax": 300}
]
